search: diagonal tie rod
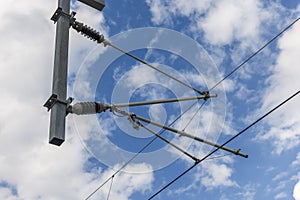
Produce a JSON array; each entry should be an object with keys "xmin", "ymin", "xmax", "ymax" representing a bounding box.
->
[
  {"xmin": 136, "ymin": 120, "xmax": 199, "ymax": 162},
  {"xmin": 130, "ymin": 113, "xmax": 248, "ymax": 158}
]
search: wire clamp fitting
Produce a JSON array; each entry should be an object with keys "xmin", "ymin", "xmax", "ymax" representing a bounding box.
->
[
  {"xmin": 203, "ymin": 90, "xmax": 210, "ymax": 101},
  {"xmin": 128, "ymin": 114, "xmax": 140, "ymax": 130}
]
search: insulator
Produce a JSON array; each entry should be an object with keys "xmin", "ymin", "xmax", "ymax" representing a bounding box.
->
[
  {"xmin": 72, "ymin": 21, "xmax": 105, "ymax": 43},
  {"xmin": 72, "ymin": 102, "xmax": 107, "ymax": 115}
]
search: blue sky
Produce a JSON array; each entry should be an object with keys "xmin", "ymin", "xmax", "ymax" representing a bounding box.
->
[{"xmin": 0, "ymin": 0, "xmax": 300, "ymax": 199}]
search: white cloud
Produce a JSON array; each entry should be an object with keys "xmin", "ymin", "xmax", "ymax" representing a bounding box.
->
[
  {"xmin": 2, "ymin": 0, "xmax": 299, "ymax": 199},
  {"xmin": 292, "ymin": 152, "xmax": 300, "ymax": 167},
  {"xmin": 145, "ymin": 0, "xmax": 293, "ymax": 86},
  {"xmin": 145, "ymin": 0, "xmax": 171, "ymax": 25},
  {"xmin": 256, "ymin": 16, "xmax": 300, "ymax": 154},
  {"xmin": 200, "ymin": 162, "xmax": 237, "ymax": 189},
  {"xmin": 106, "ymin": 163, "xmax": 154, "ymax": 199},
  {"xmin": 199, "ymin": 0, "xmax": 265, "ymax": 45},
  {"xmin": 273, "ymin": 172, "xmax": 289, "ymax": 181},
  {"xmin": 0, "ymin": 1, "xmax": 153, "ymax": 199},
  {"xmin": 83, "ymin": 163, "xmax": 154, "ymax": 200},
  {"xmin": 236, "ymin": 183, "xmax": 257, "ymax": 200},
  {"xmin": 275, "ymin": 192, "xmax": 287, "ymax": 199},
  {"xmin": 146, "ymin": 0, "xmax": 211, "ymax": 25},
  {"xmin": 145, "ymin": 0, "xmax": 274, "ymax": 47},
  {"xmin": 0, "ymin": 187, "xmax": 17, "ymax": 200},
  {"xmin": 171, "ymin": 156, "xmax": 237, "ymax": 197},
  {"xmin": 294, "ymin": 180, "xmax": 300, "ymax": 200}
]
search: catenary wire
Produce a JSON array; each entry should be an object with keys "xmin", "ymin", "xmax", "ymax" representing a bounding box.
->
[
  {"xmin": 148, "ymin": 90, "xmax": 300, "ymax": 199},
  {"xmin": 209, "ymin": 17, "xmax": 300, "ymax": 91},
  {"xmin": 84, "ymin": 101, "xmax": 199, "ymax": 199}
]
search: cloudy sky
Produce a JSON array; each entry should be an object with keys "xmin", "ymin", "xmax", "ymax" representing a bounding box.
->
[{"xmin": 0, "ymin": 0, "xmax": 300, "ymax": 199}]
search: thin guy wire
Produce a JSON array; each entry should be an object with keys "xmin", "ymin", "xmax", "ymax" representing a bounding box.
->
[
  {"xmin": 84, "ymin": 101, "xmax": 199, "ymax": 199},
  {"xmin": 182, "ymin": 100, "xmax": 206, "ymax": 131},
  {"xmin": 148, "ymin": 90, "xmax": 300, "ymax": 199},
  {"xmin": 105, "ymin": 41, "xmax": 205, "ymax": 95},
  {"xmin": 205, "ymin": 153, "xmax": 231, "ymax": 161},
  {"xmin": 106, "ymin": 175, "xmax": 114, "ymax": 200},
  {"xmin": 209, "ymin": 17, "xmax": 300, "ymax": 91}
]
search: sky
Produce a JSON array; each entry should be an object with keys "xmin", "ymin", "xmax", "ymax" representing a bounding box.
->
[{"xmin": 0, "ymin": 0, "xmax": 300, "ymax": 200}]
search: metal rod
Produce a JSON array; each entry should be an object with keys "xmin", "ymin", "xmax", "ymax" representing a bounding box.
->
[
  {"xmin": 133, "ymin": 115, "xmax": 248, "ymax": 158},
  {"xmin": 138, "ymin": 122, "xmax": 199, "ymax": 161},
  {"xmin": 49, "ymin": 0, "xmax": 70, "ymax": 145},
  {"xmin": 112, "ymin": 94, "xmax": 217, "ymax": 108},
  {"xmin": 71, "ymin": 95, "xmax": 216, "ymax": 115}
]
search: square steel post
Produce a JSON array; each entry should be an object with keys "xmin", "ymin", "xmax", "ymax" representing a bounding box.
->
[{"xmin": 49, "ymin": 0, "xmax": 70, "ymax": 146}]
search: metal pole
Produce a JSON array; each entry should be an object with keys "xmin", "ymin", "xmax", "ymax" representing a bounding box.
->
[{"xmin": 49, "ymin": 0, "xmax": 70, "ymax": 145}]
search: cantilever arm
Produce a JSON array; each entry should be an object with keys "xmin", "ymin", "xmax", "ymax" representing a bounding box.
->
[
  {"xmin": 112, "ymin": 94, "xmax": 217, "ymax": 108},
  {"xmin": 70, "ymin": 94, "xmax": 216, "ymax": 115}
]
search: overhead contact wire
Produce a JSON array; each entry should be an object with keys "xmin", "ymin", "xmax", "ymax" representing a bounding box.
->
[
  {"xmin": 210, "ymin": 17, "xmax": 300, "ymax": 91},
  {"xmin": 148, "ymin": 90, "xmax": 300, "ymax": 199},
  {"xmin": 148, "ymin": 16, "xmax": 300, "ymax": 195}
]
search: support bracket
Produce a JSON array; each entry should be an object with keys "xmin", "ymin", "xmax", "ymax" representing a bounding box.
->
[
  {"xmin": 43, "ymin": 94, "xmax": 73, "ymax": 113},
  {"xmin": 51, "ymin": 7, "xmax": 76, "ymax": 24}
]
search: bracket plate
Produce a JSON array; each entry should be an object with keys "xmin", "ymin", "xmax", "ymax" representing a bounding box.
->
[
  {"xmin": 51, "ymin": 7, "xmax": 75, "ymax": 23},
  {"xmin": 43, "ymin": 94, "xmax": 73, "ymax": 112}
]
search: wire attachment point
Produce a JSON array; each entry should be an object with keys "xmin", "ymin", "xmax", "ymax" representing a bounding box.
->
[{"xmin": 128, "ymin": 114, "xmax": 140, "ymax": 130}]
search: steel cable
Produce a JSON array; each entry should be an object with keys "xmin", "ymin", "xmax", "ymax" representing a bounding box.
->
[{"xmin": 148, "ymin": 90, "xmax": 300, "ymax": 199}]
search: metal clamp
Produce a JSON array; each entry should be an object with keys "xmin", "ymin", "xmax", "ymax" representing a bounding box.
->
[
  {"xmin": 51, "ymin": 7, "xmax": 76, "ymax": 23},
  {"xmin": 128, "ymin": 114, "xmax": 140, "ymax": 130},
  {"xmin": 43, "ymin": 94, "xmax": 73, "ymax": 112},
  {"xmin": 202, "ymin": 90, "xmax": 210, "ymax": 101}
]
